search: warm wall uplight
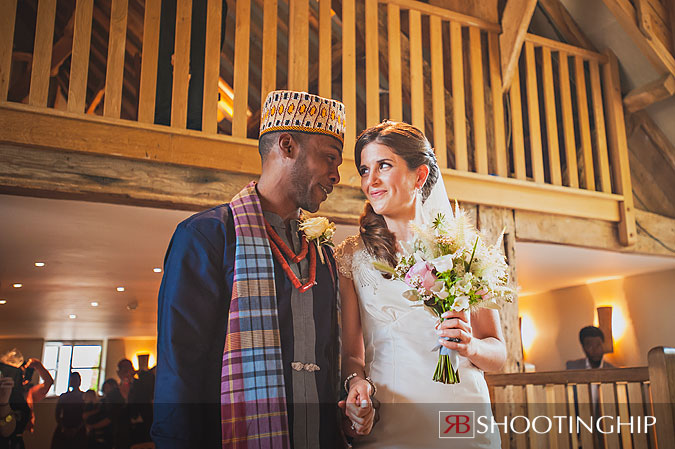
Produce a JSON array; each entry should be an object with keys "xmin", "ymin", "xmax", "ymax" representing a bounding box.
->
[
  {"xmin": 133, "ymin": 351, "xmax": 156, "ymax": 371},
  {"xmin": 520, "ymin": 314, "xmax": 536, "ymax": 355},
  {"xmin": 12, "ymin": 283, "xmax": 22, "ymax": 288},
  {"xmin": 0, "ymin": 300, "xmax": 6, "ymax": 305},
  {"xmin": 610, "ymin": 305, "xmax": 627, "ymax": 341},
  {"xmin": 117, "ymin": 287, "xmax": 125, "ymax": 292},
  {"xmin": 153, "ymin": 268, "xmax": 162, "ymax": 273},
  {"xmin": 35, "ymin": 262, "xmax": 45, "ymax": 267}
]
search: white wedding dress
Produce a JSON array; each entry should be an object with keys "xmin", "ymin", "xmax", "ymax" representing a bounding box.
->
[{"xmin": 335, "ymin": 235, "xmax": 501, "ymax": 449}]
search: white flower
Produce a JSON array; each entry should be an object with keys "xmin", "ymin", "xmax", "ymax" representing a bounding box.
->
[
  {"xmin": 452, "ymin": 295, "xmax": 470, "ymax": 311},
  {"xmin": 431, "ymin": 254, "xmax": 454, "ymax": 272},
  {"xmin": 298, "ymin": 216, "xmax": 335, "ymax": 242}
]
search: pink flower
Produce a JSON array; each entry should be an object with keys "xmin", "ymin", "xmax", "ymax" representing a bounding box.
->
[{"xmin": 405, "ymin": 261, "xmax": 437, "ymax": 291}]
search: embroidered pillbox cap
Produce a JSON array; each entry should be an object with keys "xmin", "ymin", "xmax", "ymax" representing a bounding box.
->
[{"xmin": 259, "ymin": 90, "xmax": 346, "ymax": 145}]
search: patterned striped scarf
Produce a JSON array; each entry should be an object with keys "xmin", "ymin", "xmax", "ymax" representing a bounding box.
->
[{"xmin": 221, "ymin": 181, "xmax": 290, "ymax": 449}]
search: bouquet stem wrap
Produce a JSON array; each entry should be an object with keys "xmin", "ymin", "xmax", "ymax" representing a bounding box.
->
[{"xmin": 434, "ymin": 336, "xmax": 460, "ymax": 384}]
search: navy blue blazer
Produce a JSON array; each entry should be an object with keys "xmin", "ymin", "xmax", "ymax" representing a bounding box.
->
[{"xmin": 152, "ymin": 204, "xmax": 341, "ymax": 448}]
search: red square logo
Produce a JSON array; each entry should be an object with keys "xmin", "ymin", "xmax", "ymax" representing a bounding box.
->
[{"xmin": 439, "ymin": 411, "xmax": 475, "ymax": 439}]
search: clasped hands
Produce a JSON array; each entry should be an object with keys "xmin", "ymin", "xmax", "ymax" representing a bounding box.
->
[{"xmin": 338, "ymin": 377, "xmax": 375, "ymax": 437}]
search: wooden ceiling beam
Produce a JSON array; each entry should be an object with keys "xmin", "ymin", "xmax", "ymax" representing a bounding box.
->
[
  {"xmin": 537, "ymin": 0, "xmax": 596, "ymax": 51},
  {"xmin": 499, "ymin": 0, "xmax": 538, "ymax": 90},
  {"xmin": 600, "ymin": 0, "xmax": 675, "ymax": 77},
  {"xmin": 628, "ymin": 110, "xmax": 675, "ymax": 173},
  {"xmin": 623, "ymin": 73, "xmax": 675, "ymax": 113},
  {"xmin": 515, "ymin": 208, "xmax": 675, "ymax": 257}
]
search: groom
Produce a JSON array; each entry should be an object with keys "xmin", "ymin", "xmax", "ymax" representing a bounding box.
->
[{"xmin": 153, "ymin": 91, "xmax": 347, "ymax": 448}]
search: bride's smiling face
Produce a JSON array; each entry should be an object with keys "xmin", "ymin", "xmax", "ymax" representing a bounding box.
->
[{"xmin": 358, "ymin": 142, "xmax": 423, "ymax": 219}]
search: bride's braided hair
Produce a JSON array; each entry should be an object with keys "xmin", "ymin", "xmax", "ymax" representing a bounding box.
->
[{"xmin": 354, "ymin": 121, "xmax": 439, "ymax": 270}]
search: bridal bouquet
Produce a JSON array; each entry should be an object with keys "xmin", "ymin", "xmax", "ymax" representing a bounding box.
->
[{"xmin": 374, "ymin": 204, "xmax": 514, "ymax": 384}]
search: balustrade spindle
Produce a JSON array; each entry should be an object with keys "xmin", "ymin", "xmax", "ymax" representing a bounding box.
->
[
  {"xmin": 450, "ymin": 21, "xmax": 467, "ymax": 171},
  {"xmin": 626, "ymin": 382, "xmax": 649, "ymax": 449},
  {"xmin": 29, "ymin": 0, "xmax": 58, "ymax": 107},
  {"xmin": 233, "ymin": 0, "xmax": 251, "ymax": 137},
  {"xmin": 261, "ymin": 0, "xmax": 278, "ymax": 101},
  {"xmin": 365, "ymin": 0, "xmax": 380, "ymax": 127},
  {"xmin": 488, "ymin": 32, "xmax": 507, "ymax": 177},
  {"xmin": 524, "ymin": 41, "xmax": 544, "ymax": 183},
  {"xmin": 541, "ymin": 46, "xmax": 562, "ymax": 186},
  {"xmin": 342, "ymin": 0, "xmax": 356, "ymax": 155},
  {"xmin": 137, "ymin": 0, "xmax": 161, "ymax": 123},
  {"xmin": 470, "ymin": 27, "xmax": 487, "ymax": 175},
  {"xmin": 288, "ymin": 0, "xmax": 309, "ymax": 92},
  {"xmin": 171, "ymin": 0, "xmax": 193, "ymax": 128},
  {"xmin": 103, "ymin": 0, "xmax": 128, "ymax": 119},
  {"xmin": 509, "ymin": 64, "xmax": 526, "ymax": 180},
  {"xmin": 318, "ymin": 0, "xmax": 331, "ymax": 98},
  {"xmin": 409, "ymin": 10, "xmax": 424, "ymax": 131},
  {"xmin": 202, "ymin": 0, "xmax": 222, "ymax": 133},
  {"xmin": 430, "ymin": 16, "xmax": 446, "ymax": 168},
  {"xmin": 589, "ymin": 60, "xmax": 612, "ymax": 193},
  {"xmin": 68, "ymin": 0, "xmax": 94, "ymax": 114},
  {"xmin": 574, "ymin": 56, "xmax": 595, "ymax": 190},
  {"xmin": 558, "ymin": 51, "xmax": 579, "ymax": 188},
  {"xmin": 0, "ymin": 0, "xmax": 17, "ymax": 101},
  {"xmin": 387, "ymin": 4, "xmax": 403, "ymax": 122}
]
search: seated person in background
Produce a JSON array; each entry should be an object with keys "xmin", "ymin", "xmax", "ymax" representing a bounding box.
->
[{"xmin": 566, "ymin": 326, "xmax": 615, "ymax": 370}]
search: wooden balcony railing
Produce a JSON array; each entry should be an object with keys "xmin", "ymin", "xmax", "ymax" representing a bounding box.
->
[
  {"xmin": 485, "ymin": 347, "xmax": 675, "ymax": 449},
  {"xmin": 0, "ymin": 0, "xmax": 636, "ymax": 244}
]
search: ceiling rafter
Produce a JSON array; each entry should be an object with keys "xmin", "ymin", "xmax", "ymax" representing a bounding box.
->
[
  {"xmin": 499, "ymin": 0, "xmax": 538, "ymax": 90},
  {"xmin": 600, "ymin": 0, "xmax": 675, "ymax": 77}
]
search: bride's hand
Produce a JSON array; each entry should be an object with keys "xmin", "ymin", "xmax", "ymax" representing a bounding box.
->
[
  {"xmin": 338, "ymin": 378, "xmax": 375, "ymax": 436},
  {"xmin": 436, "ymin": 311, "xmax": 477, "ymax": 358}
]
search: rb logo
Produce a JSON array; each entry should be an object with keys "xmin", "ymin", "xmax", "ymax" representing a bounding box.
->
[{"xmin": 439, "ymin": 411, "xmax": 475, "ymax": 439}]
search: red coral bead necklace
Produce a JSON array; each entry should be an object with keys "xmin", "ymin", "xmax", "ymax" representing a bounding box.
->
[{"xmin": 264, "ymin": 219, "xmax": 317, "ymax": 293}]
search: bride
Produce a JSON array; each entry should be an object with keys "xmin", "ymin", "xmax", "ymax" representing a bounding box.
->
[{"xmin": 335, "ymin": 121, "xmax": 504, "ymax": 448}]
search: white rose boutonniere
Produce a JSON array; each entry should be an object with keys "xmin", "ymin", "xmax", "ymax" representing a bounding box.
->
[{"xmin": 298, "ymin": 215, "xmax": 336, "ymax": 264}]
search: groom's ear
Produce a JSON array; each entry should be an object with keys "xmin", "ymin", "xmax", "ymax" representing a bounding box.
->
[
  {"xmin": 277, "ymin": 132, "xmax": 300, "ymax": 160},
  {"xmin": 416, "ymin": 164, "xmax": 430, "ymax": 189}
]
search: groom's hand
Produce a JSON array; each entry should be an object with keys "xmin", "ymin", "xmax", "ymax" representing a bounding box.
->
[
  {"xmin": 437, "ymin": 311, "xmax": 477, "ymax": 358},
  {"xmin": 338, "ymin": 378, "xmax": 375, "ymax": 436}
]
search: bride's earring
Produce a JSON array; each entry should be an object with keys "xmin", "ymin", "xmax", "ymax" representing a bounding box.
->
[{"xmin": 413, "ymin": 186, "xmax": 424, "ymax": 223}]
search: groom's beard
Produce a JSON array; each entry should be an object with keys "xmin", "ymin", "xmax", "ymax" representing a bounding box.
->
[{"xmin": 290, "ymin": 153, "xmax": 321, "ymax": 213}]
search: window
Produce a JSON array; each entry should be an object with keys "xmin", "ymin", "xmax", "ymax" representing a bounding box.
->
[{"xmin": 43, "ymin": 341, "xmax": 103, "ymax": 396}]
